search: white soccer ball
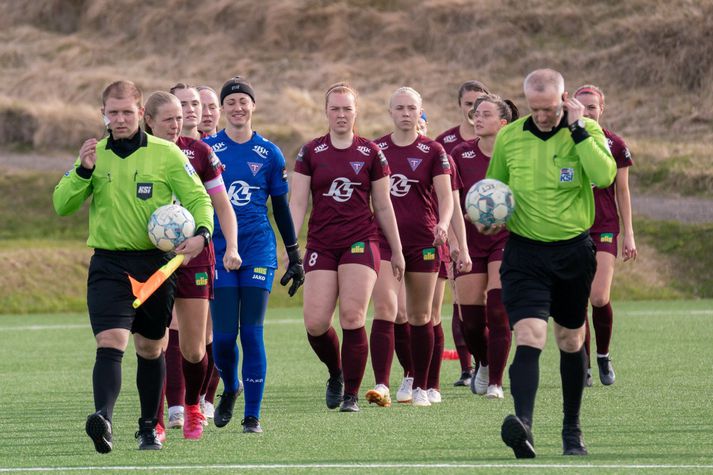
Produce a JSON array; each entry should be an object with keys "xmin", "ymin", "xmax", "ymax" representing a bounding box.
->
[
  {"xmin": 147, "ymin": 204, "xmax": 196, "ymax": 251},
  {"xmin": 465, "ymin": 179, "xmax": 515, "ymax": 227}
]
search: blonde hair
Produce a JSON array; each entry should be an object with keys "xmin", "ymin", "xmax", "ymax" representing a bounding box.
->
[
  {"xmin": 143, "ymin": 91, "xmax": 180, "ymax": 135},
  {"xmin": 389, "ymin": 86, "xmax": 422, "ymax": 108}
]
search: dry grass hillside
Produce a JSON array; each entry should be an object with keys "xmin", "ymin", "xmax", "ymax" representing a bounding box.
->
[{"xmin": 1, "ymin": 0, "xmax": 712, "ymax": 171}]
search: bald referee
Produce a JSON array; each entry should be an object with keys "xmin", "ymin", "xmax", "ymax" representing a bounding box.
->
[
  {"xmin": 483, "ymin": 69, "xmax": 616, "ymax": 458},
  {"xmin": 53, "ymin": 80, "xmax": 214, "ymax": 453}
]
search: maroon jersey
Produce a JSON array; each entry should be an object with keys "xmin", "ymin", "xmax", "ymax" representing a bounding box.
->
[
  {"xmin": 435, "ymin": 125, "xmax": 467, "ymax": 155},
  {"xmin": 295, "ymin": 134, "xmax": 390, "ymax": 250},
  {"xmin": 176, "ymin": 136, "xmax": 224, "ymax": 268},
  {"xmin": 451, "ymin": 138, "xmax": 508, "ymax": 256},
  {"xmin": 591, "ymin": 129, "xmax": 633, "ymax": 234},
  {"xmin": 374, "ymin": 134, "xmax": 451, "ymax": 249}
]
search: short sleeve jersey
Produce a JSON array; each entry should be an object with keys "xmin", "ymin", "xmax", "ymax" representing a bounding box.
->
[
  {"xmin": 591, "ymin": 129, "xmax": 633, "ymax": 234},
  {"xmin": 176, "ymin": 136, "xmax": 225, "ymax": 268},
  {"xmin": 374, "ymin": 134, "xmax": 451, "ymax": 249},
  {"xmin": 452, "ymin": 138, "xmax": 509, "ymax": 255},
  {"xmin": 294, "ymin": 134, "xmax": 390, "ymax": 250},
  {"xmin": 203, "ymin": 130, "xmax": 289, "ymax": 269},
  {"xmin": 435, "ymin": 125, "xmax": 466, "ymax": 155}
]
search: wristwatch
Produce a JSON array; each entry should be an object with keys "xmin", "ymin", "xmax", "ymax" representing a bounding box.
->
[
  {"xmin": 195, "ymin": 228, "xmax": 211, "ymax": 248},
  {"xmin": 568, "ymin": 118, "xmax": 585, "ymax": 132}
]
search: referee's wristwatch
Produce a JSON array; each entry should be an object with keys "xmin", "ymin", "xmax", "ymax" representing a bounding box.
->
[
  {"xmin": 568, "ymin": 118, "xmax": 585, "ymax": 132},
  {"xmin": 568, "ymin": 118, "xmax": 589, "ymax": 144},
  {"xmin": 195, "ymin": 227, "xmax": 211, "ymax": 248}
]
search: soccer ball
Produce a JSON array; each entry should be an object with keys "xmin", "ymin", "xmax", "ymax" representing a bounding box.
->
[
  {"xmin": 147, "ymin": 204, "xmax": 196, "ymax": 251},
  {"xmin": 465, "ymin": 179, "xmax": 515, "ymax": 227}
]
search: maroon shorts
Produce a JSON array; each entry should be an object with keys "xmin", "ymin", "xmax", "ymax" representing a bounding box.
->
[
  {"xmin": 455, "ymin": 246, "xmax": 504, "ymax": 277},
  {"xmin": 304, "ymin": 240, "xmax": 380, "ymax": 273},
  {"xmin": 175, "ymin": 264, "xmax": 214, "ymax": 299},
  {"xmin": 591, "ymin": 232, "xmax": 618, "ymax": 256},
  {"xmin": 381, "ymin": 244, "xmax": 440, "ymax": 273}
]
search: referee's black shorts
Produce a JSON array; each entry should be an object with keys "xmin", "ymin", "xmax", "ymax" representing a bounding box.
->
[
  {"xmin": 87, "ymin": 249, "xmax": 177, "ymax": 340},
  {"xmin": 500, "ymin": 232, "xmax": 596, "ymax": 329}
]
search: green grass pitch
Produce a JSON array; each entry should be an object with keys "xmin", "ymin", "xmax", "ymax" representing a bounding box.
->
[{"xmin": 1, "ymin": 300, "xmax": 712, "ymax": 474}]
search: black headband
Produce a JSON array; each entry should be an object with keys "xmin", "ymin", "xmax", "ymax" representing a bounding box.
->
[{"xmin": 220, "ymin": 78, "xmax": 255, "ymax": 105}]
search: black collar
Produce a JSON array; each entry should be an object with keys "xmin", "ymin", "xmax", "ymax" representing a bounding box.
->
[
  {"xmin": 106, "ymin": 128, "xmax": 148, "ymax": 158},
  {"xmin": 522, "ymin": 112, "xmax": 568, "ymax": 141}
]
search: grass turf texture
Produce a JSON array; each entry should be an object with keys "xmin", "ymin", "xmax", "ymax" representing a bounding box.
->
[{"xmin": 1, "ymin": 301, "xmax": 712, "ymax": 474}]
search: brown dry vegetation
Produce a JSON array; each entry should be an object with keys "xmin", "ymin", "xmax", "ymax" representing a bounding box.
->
[{"xmin": 0, "ymin": 0, "xmax": 712, "ymax": 184}]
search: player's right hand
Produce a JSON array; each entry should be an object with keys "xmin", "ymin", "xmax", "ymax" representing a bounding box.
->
[
  {"xmin": 390, "ymin": 251, "xmax": 405, "ymax": 282},
  {"xmin": 223, "ymin": 247, "xmax": 242, "ymax": 271},
  {"xmin": 79, "ymin": 138, "xmax": 98, "ymax": 170}
]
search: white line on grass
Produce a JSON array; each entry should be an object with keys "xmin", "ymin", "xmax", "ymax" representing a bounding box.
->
[
  {"xmin": 2, "ymin": 308, "xmax": 713, "ymax": 332},
  {"xmin": 2, "ymin": 463, "xmax": 713, "ymax": 472}
]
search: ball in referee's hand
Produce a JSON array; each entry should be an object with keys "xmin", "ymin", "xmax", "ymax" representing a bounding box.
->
[
  {"xmin": 148, "ymin": 204, "xmax": 195, "ymax": 251},
  {"xmin": 465, "ymin": 179, "xmax": 515, "ymax": 227}
]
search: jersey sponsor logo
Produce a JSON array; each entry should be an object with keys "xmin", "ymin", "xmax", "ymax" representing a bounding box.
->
[
  {"xmin": 560, "ymin": 167, "xmax": 574, "ymax": 182},
  {"xmin": 461, "ymin": 150, "xmax": 476, "ymax": 159},
  {"xmin": 184, "ymin": 162, "xmax": 197, "ymax": 177},
  {"xmin": 314, "ymin": 143, "xmax": 328, "ymax": 154},
  {"xmin": 422, "ymin": 247, "xmax": 436, "ymax": 261},
  {"xmin": 377, "ymin": 141, "xmax": 388, "ymax": 150},
  {"xmin": 181, "ymin": 148, "xmax": 195, "ymax": 158},
  {"xmin": 251, "ymin": 272, "xmax": 266, "ymax": 281},
  {"xmin": 416, "ymin": 143, "xmax": 431, "ymax": 154},
  {"xmin": 211, "ymin": 142, "xmax": 227, "ymax": 153},
  {"xmin": 356, "ymin": 145, "xmax": 372, "ymax": 157},
  {"xmin": 351, "ymin": 242, "xmax": 365, "ymax": 254},
  {"xmin": 195, "ymin": 272, "xmax": 208, "ymax": 286},
  {"xmin": 442, "ymin": 134, "xmax": 457, "ymax": 143},
  {"xmin": 247, "ymin": 162, "xmax": 263, "ymax": 176},
  {"xmin": 350, "ymin": 161, "xmax": 365, "ymax": 175},
  {"xmin": 407, "ymin": 158, "xmax": 422, "ymax": 171},
  {"xmin": 390, "ymin": 174, "xmax": 419, "ymax": 197},
  {"xmin": 252, "ymin": 145, "xmax": 269, "ymax": 159},
  {"xmin": 136, "ymin": 182, "xmax": 153, "ymax": 200},
  {"xmin": 253, "ymin": 267, "xmax": 268, "ymax": 275},
  {"xmin": 323, "ymin": 177, "xmax": 361, "ymax": 202},
  {"xmin": 228, "ymin": 180, "xmax": 261, "ymax": 206},
  {"xmin": 600, "ymin": 233, "xmax": 614, "ymax": 243}
]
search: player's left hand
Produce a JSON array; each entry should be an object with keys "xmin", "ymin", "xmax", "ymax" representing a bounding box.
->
[
  {"xmin": 280, "ymin": 244, "xmax": 305, "ymax": 297},
  {"xmin": 456, "ymin": 250, "xmax": 472, "ymax": 274},
  {"xmin": 622, "ymin": 234, "xmax": 637, "ymax": 262},
  {"xmin": 223, "ymin": 246, "xmax": 242, "ymax": 271},
  {"xmin": 432, "ymin": 222, "xmax": 448, "ymax": 247},
  {"xmin": 390, "ymin": 251, "xmax": 405, "ymax": 282},
  {"xmin": 563, "ymin": 91, "xmax": 585, "ymax": 125},
  {"xmin": 175, "ymin": 236, "xmax": 205, "ymax": 265}
]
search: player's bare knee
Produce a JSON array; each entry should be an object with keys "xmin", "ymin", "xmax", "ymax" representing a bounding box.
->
[
  {"xmin": 95, "ymin": 329, "xmax": 129, "ymax": 351},
  {"xmin": 554, "ymin": 327, "xmax": 585, "ymax": 352},
  {"xmin": 590, "ymin": 294, "xmax": 609, "ymax": 308}
]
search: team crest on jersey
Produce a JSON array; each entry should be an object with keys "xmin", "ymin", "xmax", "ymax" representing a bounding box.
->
[
  {"xmin": 377, "ymin": 142, "xmax": 388, "ymax": 150},
  {"xmin": 600, "ymin": 233, "xmax": 614, "ymax": 243},
  {"xmin": 228, "ymin": 180, "xmax": 260, "ymax": 206},
  {"xmin": 356, "ymin": 145, "xmax": 372, "ymax": 157},
  {"xmin": 462, "ymin": 150, "xmax": 476, "ymax": 159},
  {"xmin": 211, "ymin": 142, "xmax": 227, "ymax": 153},
  {"xmin": 422, "ymin": 247, "xmax": 436, "ymax": 261},
  {"xmin": 350, "ymin": 161, "xmax": 365, "ymax": 175},
  {"xmin": 136, "ymin": 183, "xmax": 153, "ymax": 200},
  {"xmin": 314, "ymin": 143, "xmax": 328, "ymax": 154},
  {"xmin": 247, "ymin": 162, "xmax": 263, "ymax": 176},
  {"xmin": 443, "ymin": 134, "xmax": 457, "ymax": 143},
  {"xmin": 416, "ymin": 143, "xmax": 431, "ymax": 154},
  {"xmin": 560, "ymin": 167, "xmax": 574, "ymax": 182},
  {"xmin": 195, "ymin": 272, "xmax": 208, "ymax": 286},
  {"xmin": 390, "ymin": 174, "xmax": 419, "ymax": 197},
  {"xmin": 323, "ymin": 177, "xmax": 361, "ymax": 202},
  {"xmin": 407, "ymin": 158, "xmax": 422, "ymax": 171},
  {"xmin": 252, "ymin": 145, "xmax": 269, "ymax": 159}
]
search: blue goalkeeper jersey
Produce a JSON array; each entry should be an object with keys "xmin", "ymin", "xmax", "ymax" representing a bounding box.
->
[{"xmin": 204, "ymin": 130, "xmax": 289, "ymax": 269}]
